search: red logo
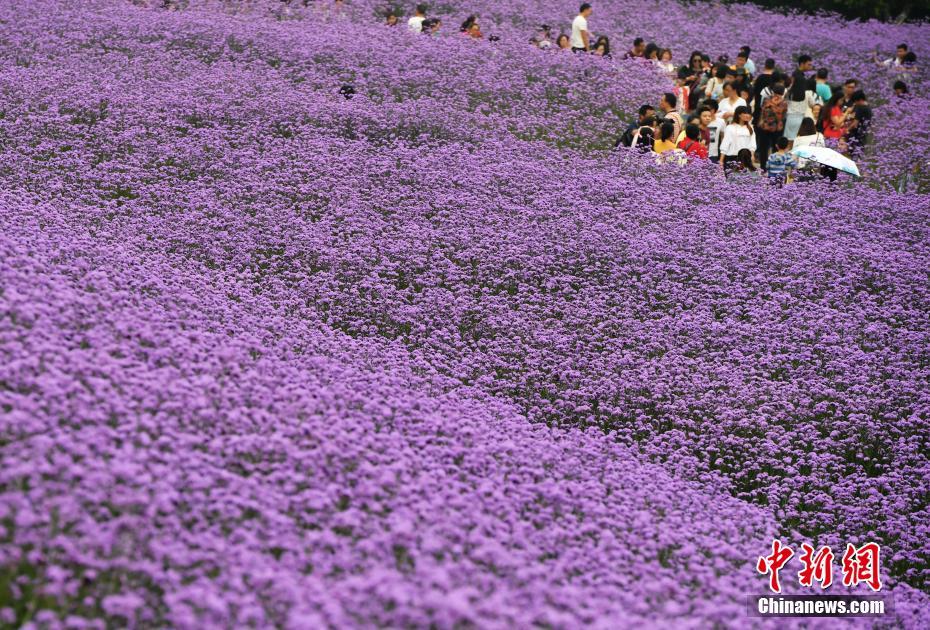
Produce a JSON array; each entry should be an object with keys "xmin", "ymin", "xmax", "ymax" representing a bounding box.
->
[
  {"xmin": 757, "ymin": 539, "xmax": 794, "ymax": 593},
  {"xmin": 841, "ymin": 542, "xmax": 882, "ymax": 591},
  {"xmin": 798, "ymin": 543, "xmax": 834, "ymax": 589},
  {"xmin": 758, "ymin": 540, "xmax": 882, "ymax": 593}
]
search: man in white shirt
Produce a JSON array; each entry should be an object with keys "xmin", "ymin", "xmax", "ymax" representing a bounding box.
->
[
  {"xmin": 407, "ymin": 4, "xmax": 427, "ymax": 32},
  {"xmin": 880, "ymin": 43, "xmax": 908, "ymax": 67},
  {"xmin": 570, "ymin": 3, "xmax": 593, "ymax": 53}
]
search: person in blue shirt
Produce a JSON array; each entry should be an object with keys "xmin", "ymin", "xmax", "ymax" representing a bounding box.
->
[
  {"xmin": 765, "ymin": 137, "xmax": 798, "ymax": 185},
  {"xmin": 814, "ymin": 68, "xmax": 832, "ymax": 103}
]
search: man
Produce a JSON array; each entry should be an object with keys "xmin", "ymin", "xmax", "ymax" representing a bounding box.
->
[
  {"xmin": 571, "ymin": 3, "xmax": 592, "ymax": 53},
  {"xmin": 702, "ymin": 100, "xmax": 723, "ymax": 161},
  {"xmin": 814, "ymin": 68, "xmax": 832, "ymax": 103},
  {"xmin": 797, "ymin": 54, "xmax": 814, "ymax": 73},
  {"xmin": 623, "ymin": 37, "xmax": 645, "ymax": 59},
  {"xmin": 658, "ymin": 92, "xmax": 683, "ymax": 140},
  {"xmin": 846, "ymin": 90, "xmax": 872, "ymax": 156},
  {"xmin": 756, "ymin": 84, "xmax": 787, "ymax": 171},
  {"xmin": 407, "ymin": 4, "xmax": 427, "ymax": 32},
  {"xmin": 841, "ymin": 79, "xmax": 859, "ymax": 110},
  {"xmin": 751, "ymin": 59, "xmax": 776, "ymax": 124},
  {"xmin": 879, "ymin": 43, "xmax": 908, "ymax": 67},
  {"xmin": 732, "ymin": 51, "xmax": 752, "ymax": 81},
  {"xmin": 740, "ymin": 46, "xmax": 756, "ymax": 76},
  {"xmin": 616, "ymin": 104, "xmax": 655, "ymax": 148}
]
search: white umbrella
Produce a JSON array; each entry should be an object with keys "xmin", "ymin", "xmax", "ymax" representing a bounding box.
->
[{"xmin": 790, "ymin": 146, "xmax": 860, "ymax": 177}]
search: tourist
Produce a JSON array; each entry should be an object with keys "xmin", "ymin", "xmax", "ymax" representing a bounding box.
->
[
  {"xmin": 740, "ymin": 46, "xmax": 757, "ymax": 75},
  {"xmin": 624, "ymin": 37, "xmax": 645, "ymax": 59},
  {"xmin": 681, "ymin": 50, "xmax": 704, "ymax": 80},
  {"xmin": 757, "ymin": 84, "xmax": 787, "ymax": 170},
  {"xmin": 841, "ymin": 79, "xmax": 859, "ymax": 110},
  {"xmin": 592, "ymin": 36, "xmax": 610, "ymax": 57},
  {"xmin": 658, "ymin": 49, "xmax": 675, "ymax": 74},
  {"xmin": 793, "ymin": 116, "xmax": 826, "ymax": 170},
  {"xmin": 629, "ymin": 116, "xmax": 657, "ymax": 152},
  {"xmin": 467, "ymin": 22, "xmax": 483, "ymax": 39},
  {"xmin": 717, "ymin": 81, "xmax": 746, "ymax": 123},
  {"xmin": 704, "ymin": 65, "xmax": 728, "ymax": 101},
  {"xmin": 673, "ymin": 69, "xmax": 691, "ymax": 115},
  {"xmin": 421, "ymin": 18, "xmax": 441, "ymax": 36},
  {"xmin": 617, "ymin": 104, "xmax": 656, "ymax": 148},
  {"xmin": 643, "ymin": 42, "xmax": 659, "ymax": 62},
  {"xmin": 765, "ymin": 137, "xmax": 798, "ymax": 185},
  {"xmin": 679, "ymin": 124, "xmax": 709, "ymax": 159},
  {"xmin": 785, "ymin": 70, "xmax": 819, "ymax": 142},
  {"xmin": 894, "ymin": 80, "xmax": 909, "ymax": 97},
  {"xmin": 876, "ymin": 43, "xmax": 908, "ymax": 67},
  {"xmin": 732, "ymin": 51, "xmax": 751, "ymax": 80},
  {"xmin": 845, "ymin": 90, "xmax": 872, "ymax": 156},
  {"xmin": 730, "ymin": 149, "xmax": 760, "ymax": 181},
  {"xmin": 556, "ymin": 34, "xmax": 571, "ymax": 51},
  {"xmin": 385, "ymin": 12, "xmax": 398, "ymax": 26},
  {"xmin": 654, "ymin": 121, "xmax": 678, "ymax": 154},
  {"xmin": 460, "ymin": 15, "xmax": 477, "ymax": 35},
  {"xmin": 702, "ymin": 100, "xmax": 723, "ymax": 161},
  {"xmin": 407, "ymin": 4, "xmax": 427, "ymax": 32},
  {"xmin": 751, "ymin": 59, "xmax": 777, "ymax": 123},
  {"xmin": 659, "ymin": 92, "xmax": 684, "ymax": 140},
  {"xmin": 571, "ymin": 3, "xmax": 593, "ymax": 53},
  {"xmin": 719, "ymin": 105, "xmax": 756, "ymax": 174},
  {"xmin": 814, "ymin": 68, "xmax": 832, "ymax": 102},
  {"xmin": 797, "ymin": 54, "xmax": 814, "ymax": 73},
  {"xmin": 537, "ymin": 25, "xmax": 553, "ymax": 49},
  {"xmin": 820, "ymin": 93, "xmax": 846, "ymax": 140}
]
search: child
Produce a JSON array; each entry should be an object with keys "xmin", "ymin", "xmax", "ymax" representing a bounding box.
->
[{"xmin": 765, "ymin": 137, "xmax": 798, "ymax": 185}]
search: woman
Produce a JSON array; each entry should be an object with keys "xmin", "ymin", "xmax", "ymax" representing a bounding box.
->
[
  {"xmin": 654, "ymin": 121, "xmax": 678, "ymax": 154},
  {"xmin": 719, "ymin": 106, "xmax": 756, "ymax": 175},
  {"xmin": 784, "ymin": 70, "xmax": 820, "ymax": 142},
  {"xmin": 717, "ymin": 81, "xmax": 747, "ymax": 123},
  {"xmin": 630, "ymin": 116, "xmax": 657, "ymax": 152},
  {"xmin": 592, "ymin": 36, "xmax": 610, "ymax": 57},
  {"xmin": 682, "ymin": 51, "xmax": 703, "ymax": 76},
  {"xmin": 556, "ymin": 34, "xmax": 571, "ymax": 51},
  {"xmin": 643, "ymin": 42, "xmax": 659, "ymax": 62},
  {"xmin": 467, "ymin": 22, "xmax": 483, "ymax": 39},
  {"xmin": 819, "ymin": 93, "xmax": 846, "ymax": 140},
  {"xmin": 794, "ymin": 117, "xmax": 838, "ymax": 182},
  {"xmin": 704, "ymin": 65, "xmax": 728, "ymax": 101},
  {"xmin": 730, "ymin": 148, "xmax": 761, "ymax": 181},
  {"xmin": 459, "ymin": 15, "xmax": 477, "ymax": 35},
  {"xmin": 658, "ymin": 49, "xmax": 675, "ymax": 73},
  {"xmin": 678, "ymin": 123, "xmax": 709, "ymax": 159}
]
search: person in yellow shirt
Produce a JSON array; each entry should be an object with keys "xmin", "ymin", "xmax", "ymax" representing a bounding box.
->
[{"xmin": 654, "ymin": 121, "xmax": 678, "ymax": 153}]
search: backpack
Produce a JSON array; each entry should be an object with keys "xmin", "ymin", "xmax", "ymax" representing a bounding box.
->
[{"xmin": 758, "ymin": 98, "xmax": 786, "ymax": 133}]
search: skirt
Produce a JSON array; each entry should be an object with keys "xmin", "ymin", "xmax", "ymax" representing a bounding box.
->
[{"xmin": 784, "ymin": 113, "xmax": 804, "ymax": 140}]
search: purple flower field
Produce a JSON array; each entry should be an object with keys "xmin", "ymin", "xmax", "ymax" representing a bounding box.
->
[{"xmin": 1, "ymin": 0, "xmax": 929, "ymax": 627}]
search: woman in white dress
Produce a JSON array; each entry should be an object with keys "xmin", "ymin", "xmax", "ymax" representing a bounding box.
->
[{"xmin": 719, "ymin": 105, "xmax": 757, "ymax": 177}]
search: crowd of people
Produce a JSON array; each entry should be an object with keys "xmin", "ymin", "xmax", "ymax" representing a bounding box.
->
[
  {"xmin": 385, "ymin": 2, "xmax": 917, "ymax": 183},
  {"xmin": 611, "ymin": 39, "xmax": 916, "ymax": 183}
]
